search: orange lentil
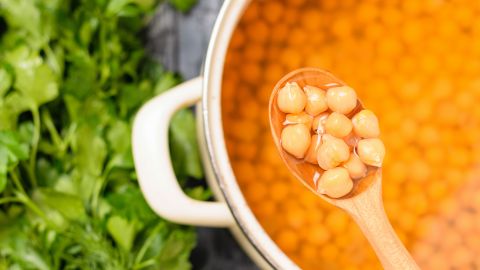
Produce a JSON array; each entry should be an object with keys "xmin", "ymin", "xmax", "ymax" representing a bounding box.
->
[
  {"xmin": 227, "ymin": 120, "xmax": 259, "ymax": 142},
  {"xmin": 285, "ymin": 204, "xmax": 307, "ymax": 229},
  {"xmin": 276, "ymin": 230, "xmax": 300, "ymax": 253},
  {"xmin": 286, "ymin": 28, "xmax": 307, "ymax": 47},
  {"xmin": 307, "ymin": 225, "xmax": 331, "ymax": 246},
  {"xmin": 256, "ymin": 164, "xmax": 275, "ymax": 183},
  {"xmin": 261, "ymin": 2, "xmax": 283, "ymax": 24},
  {"xmin": 280, "ymin": 48, "xmax": 303, "ymax": 71},
  {"xmin": 325, "ymin": 211, "xmax": 349, "ymax": 235},
  {"xmin": 224, "ymin": 50, "xmax": 241, "ymax": 66},
  {"xmin": 240, "ymin": 62, "xmax": 262, "ymax": 84},
  {"xmin": 427, "ymin": 181, "xmax": 448, "ymax": 200},
  {"xmin": 264, "ymin": 63, "xmax": 285, "ymax": 83},
  {"xmin": 244, "ymin": 182, "xmax": 268, "ymax": 204},
  {"xmin": 270, "ymin": 182, "xmax": 290, "ymax": 202},
  {"xmin": 244, "ymin": 20, "xmax": 269, "ymax": 44},
  {"xmin": 286, "ymin": 0, "xmax": 307, "ymax": 8},
  {"xmin": 299, "ymin": 245, "xmax": 317, "ymax": 261},
  {"xmin": 270, "ymin": 23, "xmax": 289, "ymax": 43},
  {"xmin": 320, "ymin": 245, "xmax": 339, "ymax": 261},
  {"xmin": 229, "ymin": 30, "xmax": 245, "ymax": 49},
  {"xmin": 282, "ymin": 8, "xmax": 299, "ymax": 26},
  {"xmin": 243, "ymin": 44, "xmax": 265, "ymax": 62},
  {"xmin": 241, "ymin": 2, "xmax": 259, "ymax": 22},
  {"xmin": 254, "ymin": 200, "xmax": 276, "ymax": 218},
  {"xmin": 232, "ymin": 142, "xmax": 257, "ymax": 160}
]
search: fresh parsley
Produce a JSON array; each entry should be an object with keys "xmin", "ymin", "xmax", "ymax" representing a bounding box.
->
[{"xmin": 0, "ymin": 0, "xmax": 204, "ymax": 269}]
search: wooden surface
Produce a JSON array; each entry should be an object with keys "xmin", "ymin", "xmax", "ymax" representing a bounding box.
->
[{"xmin": 148, "ymin": 0, "xmax": 223, "ymax": 79}]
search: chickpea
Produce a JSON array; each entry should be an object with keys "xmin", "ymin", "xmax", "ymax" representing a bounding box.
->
[
  {"xmin": 317, "ymin": 135, "xmax": 350, "ymax": 170},
  {"xmin": 304, "ymin": 135, "xmax": 322, "ymax": 164},
  {"xmin": 317, "ymin": 167, "xmax": 354, "ymax": 198},
  {"xmin": 312, "ymin": 112, "xmax": 329, "ymax": 134},
  {"xmin": 343, "ymin": 132, "xmax": 359, "ymax": 147},
  {"xmin": 352, "ymin": 109, "xmax": 380, "ymax": 138},
  {"xmin": 326, "ymin": 86, "xmax": 358, "ymax": 114},
  {"xmin": 277, "ymin": 82, "xmax": 307, "ymax": 113},
  {"xmin": 284, "ymin": 112, "xmax": 313, "ymax": 128},
  {"xmin": 343, "ymin": 154, "xmax": 367, "ymax": 179},
  {"xmin": 357, "ymin": 138, "xmax": 385, "ymax": 167},
  {"xmin": 325, "ymin": 112, "xmax": 353, "ymax": 138},
  {"xmin": 304, "ymin": 85, "xmax": 328, "ymax": 116},
  {"xmin": 281, "ymin": 124, "xmax": 311, "ymax": 159}
]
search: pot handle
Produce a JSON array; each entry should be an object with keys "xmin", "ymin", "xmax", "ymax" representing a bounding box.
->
[{"xmin": 132, "ymin": 77, "xmax": 235, "ymax": 227}]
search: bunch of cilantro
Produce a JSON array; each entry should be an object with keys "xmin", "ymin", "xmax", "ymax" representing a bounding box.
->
[{"xmin": 0, "ymin": 0, "xmax": 207, "ymax": 269}]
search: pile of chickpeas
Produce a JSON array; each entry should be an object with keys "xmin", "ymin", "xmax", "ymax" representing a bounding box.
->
[
  {"xmin": 222, "ymin": 0, "xmax": 480, "ymax": 269},
  {"xmin": 276, "ymin": 82, "xmax": 384, "ymax": 198}
]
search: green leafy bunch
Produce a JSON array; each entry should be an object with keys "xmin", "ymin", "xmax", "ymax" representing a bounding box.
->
[{"xmin": 0, "ymin": 0, "xmax": 204, "ymax": 269}]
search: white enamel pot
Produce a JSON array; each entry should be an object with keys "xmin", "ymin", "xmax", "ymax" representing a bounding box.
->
[{"xmin": 132, "ymin": 0, "xmax": 298, "ymax": 269}]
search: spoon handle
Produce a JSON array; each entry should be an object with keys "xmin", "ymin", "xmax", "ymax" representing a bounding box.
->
[{"xmin": 336, "ymin": 175, "xmax": 420, "ymax": 270}]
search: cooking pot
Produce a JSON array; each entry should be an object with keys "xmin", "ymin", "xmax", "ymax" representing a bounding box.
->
[
  {"xmin": 133, "ymin": 0, "xmax": 480, "ymax": 268},
  {"xmin": 132, "ymin": 0, "xmax": 292, "ymax": 269}
]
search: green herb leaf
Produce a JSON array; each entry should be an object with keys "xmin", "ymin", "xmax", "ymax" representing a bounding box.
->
[
  {"xmin": 0, "ymin": 166, "xmax": 6, "ymax": 193},
  {"xmin": 169, "ymin": 0, "xmax": 197, "ymax": 13},
  {"xmin": 0, "ymin": 68, "xmax": 12, "ymax": 97},
  {"xmin": 35, "ymin": 188, "xmax": 86, "ymax": 221},
  {"xmin": 106, "ymin": 185, "xmax": 157, "ymax": 223},
  {"xmin": 0, "ymin": 0, "xmax": 42, "ymax": 39},
  {"xmin": 73, "ymin": 126, "xmax": 107, "ymax": 176},
  {"xmin": 106, "ymin": 0, "xmax": 134, "ymax": 16},
  {"xmin": 170, "ymin": 109, "xmax": 204, "ymax": 180},
  {"xmin": 107, "ymin": 215, "xmax": 137, "ymax": 251},
  {"xmin": 63, "ymin": 51, "xmax": 96, "ymax": 100},
  {"xmin": 0, "ymin": 0, "xmax": 206, "ymax": 267},
  {"xmin": 0, "ymin": 131, "xmax": 29, "ymax": 192},
  {"xmin": 5, "ymin": 46, "xmax": 59, "ymax": 109},
  {"xmin": 154, "ymin": 72, "xmax": 182, "ymax": 95}
]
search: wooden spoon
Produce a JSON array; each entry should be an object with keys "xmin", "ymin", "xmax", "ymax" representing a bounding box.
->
[{"xmin": 269, "ymin": 67, "xmax": 419, "ymax": 270}]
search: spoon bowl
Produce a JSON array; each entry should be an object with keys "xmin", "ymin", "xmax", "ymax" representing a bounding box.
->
[
  {"xmin": 269, "ymin": 67, "xmax": 375, "ymax": 200},
  {"xmin": 268, "ymin": 67, "xmax": 419, "ymax": 270}
]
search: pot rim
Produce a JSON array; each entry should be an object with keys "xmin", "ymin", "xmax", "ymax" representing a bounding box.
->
[{"xmin": 201, "ymin": 1, "xmax": 299, "ymax": 269}]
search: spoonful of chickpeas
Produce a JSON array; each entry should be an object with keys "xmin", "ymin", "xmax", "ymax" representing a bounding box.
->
[{"xmin": 269, "ymin": 68, "xmax": 419, "ymax": 270}]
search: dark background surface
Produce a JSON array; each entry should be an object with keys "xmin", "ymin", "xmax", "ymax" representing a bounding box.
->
[{"xmin": 148, "ymin": 1, "xmax": 260, "ymax": 269}]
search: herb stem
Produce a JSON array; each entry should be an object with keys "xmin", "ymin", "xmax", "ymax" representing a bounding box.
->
[
  {"xmin": 16, "ymin": 192, "xmax": 47, "ymax": 220},
  {"xmin": 0, "ymin": 197, "xmax": 22, "ymax": 205},
  {"xmin": 91, "ymin": 176, "xmax": 105, "ymax": 217},
  {"xmin": 133, "ymin": 259, "xmax": 156, "ymax": 270},
  {"xmin": 92, "ymin": 160, "xmax": 117, "ymax": 216},
  {"xmin": 99, "ymin": 23, "xmax": 108, "ymax": 85},
  {"xmin": 133, "ymin": 223, "xmax": 164, "ymax": 266},
  {"xmin": 28, "ymin": 107, "xmax": 41, "ymax": 187},
  {"xmin": 44, "ymin": 45, "xmax": 61, "ymax": 76},
  {"xmin": 10, "ymin": 172, "xmax": 47, "ymax": 220},
  {"xmin": 10, "ymin": 170, "xmax": 26, "ymax": 194},
  {"xmin": 42, "ymin": 109, "xmax": 65, "ymax": 154}
]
